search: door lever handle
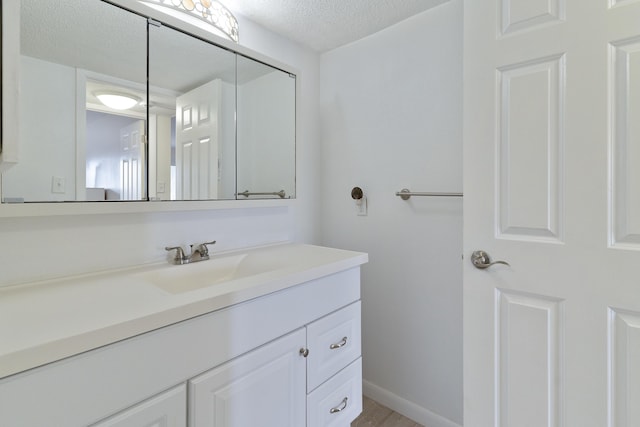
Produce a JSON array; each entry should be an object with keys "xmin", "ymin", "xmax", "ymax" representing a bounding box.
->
[{"xmin": 471, "ymin": 250, "xmax": 510, "ymax": 269}]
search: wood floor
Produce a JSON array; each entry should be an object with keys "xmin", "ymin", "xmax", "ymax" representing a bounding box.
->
[{"xmin": 351, "ymin": 396, "xmax": 424, "ymax": 427}]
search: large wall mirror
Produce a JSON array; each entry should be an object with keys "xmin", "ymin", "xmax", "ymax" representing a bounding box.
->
[{"xmin": 0, "ymin": 0, "xmax": 296, "ymax": 204}]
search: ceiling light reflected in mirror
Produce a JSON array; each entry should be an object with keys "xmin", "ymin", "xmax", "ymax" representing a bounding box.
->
[{"xmin": 94, "ymin": 91, "xmax": 141, "ymax": 110}]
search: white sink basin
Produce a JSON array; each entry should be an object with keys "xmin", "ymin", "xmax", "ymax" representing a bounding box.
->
[
  {"xmin": 131, "ymin": 243, "xmax": 363, "ymax": 295},
  {"xmin": 136, "ymin": 254, "xmax": 254, "ymax": 294}
]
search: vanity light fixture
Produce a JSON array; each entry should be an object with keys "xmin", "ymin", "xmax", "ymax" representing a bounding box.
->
[
  {"xmin": 141, "ymin": 0, "xmax": 239, "ymax": 43},
  {"xmin": 94, "ymin": 91, "xmax": 142, "ymax": 110}
]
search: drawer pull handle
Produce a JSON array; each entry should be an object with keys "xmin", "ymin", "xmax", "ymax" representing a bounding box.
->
[
  {"xmin": 329, "ymin": 397, "xmax": 348, "ymax": 414},
  {"xmin": 330, "ymin": 337, "xmax": 348, "ymax": 350}
]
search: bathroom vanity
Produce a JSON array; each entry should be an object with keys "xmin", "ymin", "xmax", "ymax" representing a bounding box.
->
[{"xmin": 0, "ymin": 243, "xmax": 367, "ymax": 426}]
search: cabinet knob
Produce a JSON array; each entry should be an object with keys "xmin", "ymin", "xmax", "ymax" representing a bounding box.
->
[{"xmin": 299, "ymin": 348, "xmax": 309, "ymax": 357}]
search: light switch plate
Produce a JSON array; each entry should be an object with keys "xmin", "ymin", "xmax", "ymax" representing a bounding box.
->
[
  {"xmin": 356, "ymin": 197, "xmax": 367, "ymax": 216},
  {"xmin": 51, "ymin": 176, "xmax": 65, "ymax": 194}
]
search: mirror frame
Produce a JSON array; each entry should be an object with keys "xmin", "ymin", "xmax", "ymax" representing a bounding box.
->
[{"xmin": 0, "ymin": 0, "xmax": 299, "ymax": 217}]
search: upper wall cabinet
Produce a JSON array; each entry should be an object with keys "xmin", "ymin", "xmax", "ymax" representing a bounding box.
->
[{"xmin": 0, "ymin": 0, "xmax": 296, "ymax": 205}]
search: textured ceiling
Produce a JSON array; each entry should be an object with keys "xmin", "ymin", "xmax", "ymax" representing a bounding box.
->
[
  {"xmin": 22, "ymin": 0, "xmax": 273, "ymax": 102},
  {"xmin": 227, "ymin": 0, "xmax": 450, "ymax": 52}
]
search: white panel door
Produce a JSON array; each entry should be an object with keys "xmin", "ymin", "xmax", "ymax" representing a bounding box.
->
[
  {"xmin": 188, "ymin": 328, "xmax": 306, "ymax": 427},
  {"xmin": 464, "ymin": 1, "xmax": 640, "ymax": 426},
  {"xmin": 120, "ymin": 119, "xmax": 145, "ymax": 201},
  {"xmin": 175, "ymin": 80, "xmax": 220, "ymax": 200}
]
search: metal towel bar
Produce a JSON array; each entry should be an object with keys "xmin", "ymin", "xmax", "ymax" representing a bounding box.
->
[
  {"xmin": 237, "ymin": 190, "xmax": 286, "ymax": 199},
  {"xmin": 395, "ymin": 188, "xmax": 463, "ymax": 200}
]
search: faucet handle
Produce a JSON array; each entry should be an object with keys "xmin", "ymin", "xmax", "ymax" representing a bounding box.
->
[
  {"xmin": 191, "ymin": 240, "xmax": 216, "ymax": 256},
  {"xmin": 165, "ymin": 246, "xmax": 187, "ymax": 264}
]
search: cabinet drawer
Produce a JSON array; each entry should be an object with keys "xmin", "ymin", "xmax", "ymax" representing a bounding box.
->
[
  {"xmin": 91, "ymin": 384, "xmax": 186, "ymax": 427},
  {"xmin": 307, "ymin": 301, "xmax": 361, "ymax": 391},
  {"xmin": 307, "ymin": 358, "xmax": 363, "ymax": 427}
]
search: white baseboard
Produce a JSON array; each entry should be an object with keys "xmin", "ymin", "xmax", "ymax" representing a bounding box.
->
[{"xmin": 362, "ymin": 380, "xmax": 461, "ymax": 427}]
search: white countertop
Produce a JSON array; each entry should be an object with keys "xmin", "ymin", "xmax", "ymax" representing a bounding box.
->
[{"xmin": 0, "ymin": 243, "xmax": 367, "ymax": 379}]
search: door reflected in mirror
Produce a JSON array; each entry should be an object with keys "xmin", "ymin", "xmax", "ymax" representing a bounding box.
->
[
  {"xmin": 149, "ymin": 22, "xmax": 237, "ymax": 201},
  {"xmin": 85, "ymin": 111, "xmax": 146, "ymax": 201},
  {"xmin": 85, "ymin": 76, "xmax": 150, "ymax": 201}
]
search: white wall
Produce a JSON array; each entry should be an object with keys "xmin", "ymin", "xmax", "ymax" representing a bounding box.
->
[
  {"xmin": 149, "ymin": 114, "xmax": 173, "ymax": 201},
  {"xmin": 237, "ymin": 70, "xmax": 296, "ymax": 197},
  {"xmin": 219, "ymin": 81, "xmax": 237, "ymax": 200},
  {"xmin": 236, "ymin": 16, "xmax": 321, "ymax": 243},
  {"xmin": 0, "ymin": 18, "xmax": 320, "ymax": 287},
  {"xmin": 319, "ymin": 2, "xmax": 463, "ymax": 426},
  {"xmin": 2, "ymin": 56, "xmax": 76, "ymax": 202}
]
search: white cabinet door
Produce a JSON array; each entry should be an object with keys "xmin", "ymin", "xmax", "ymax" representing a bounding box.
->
[
  {"xmin": 91, "ymin": 384, "xmax": 186, "ymax": 427},
  {"xmin": 189, "ymin": 328, "xmax": 306, "ymax": 427},
  {"xmin": 464, "ymin": 0, "xmax": 640, "ymax": 426}
]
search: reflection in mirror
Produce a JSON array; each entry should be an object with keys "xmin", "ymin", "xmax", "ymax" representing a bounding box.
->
[
  {"xmin": 236, "ymin": 55, "xmax": 296, "ymax": 199},
  {"xmin": 1, "ymin": 0, "xmax": 147, "ymax": 202},
  {"xmin": 148, "ymin": 23, "xmax": 237, "ymax": 200},
  {"xmin": 1, "ymin": 0, "xmax": 297, "ymax": 205}
]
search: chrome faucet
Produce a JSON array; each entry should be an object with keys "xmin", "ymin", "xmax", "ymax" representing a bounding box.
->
[
  {"xmin": 190, "ymin": 240, "xmax": 215, "ymax": 261},
  {"xmin": 165, "ymin": 240, "xmax": 216, "ymax": 265}
]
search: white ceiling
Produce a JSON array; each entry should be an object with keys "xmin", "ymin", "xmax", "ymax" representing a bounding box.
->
[{"xmin": 227, "ymin": 0, "xmax": 450, "ymax": 52}]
